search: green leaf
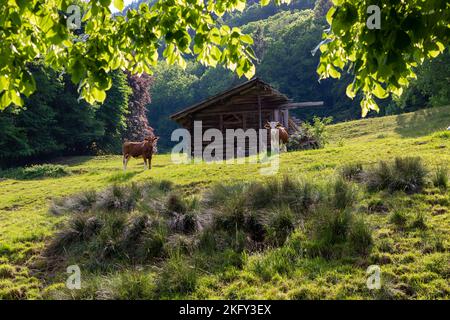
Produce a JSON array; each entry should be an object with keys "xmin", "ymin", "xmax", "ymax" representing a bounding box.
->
[
  {"xmin": 21, "ymin": 71, "xmax": 36, "ymax": 97},
  {"xmin": 395, "ymin": 31, "xmax": 411, "ymax": 50},
  {"xmin": 328, "ymin": 65, "xmax": 341, "ymax": 79},
  {"xmin": 244, "ymin": 63, "xmax": 255, "ymax": 79},
  {"xmin": 236, "ymin": 0, "xmax": 246, "ymax": 12},
  {"xmin": 0, "ymin": 91, "xmax": 12, "ymax": 110},
  {"xmin": 0, "ymin": 75, "xmax": 9, "ymax": 89},
  {"xmin": 91, "ymin": 87, "xmax": 107, "ymax": 102},
  {"xmin": 360, "ymin": 97, "xmax": 378, "ymax": 117},
  {"xmin": 326, "ymin": 7, "xmax": 336, "ymax": 25},
  {"xmin": 240, "ymin": 34, "xmax": 253, "ymax": 44},
  {"xmin": 114, "ymin": 0, "xmax": 124, "ymax": 11},
  {"xmin": 346, "ymin": 83, "xmax": 356, "ymax": 99},
  {"xmin": 99, "ymin": 0, "xmax": 112, "ymax": 8},
  {"xmin": 373, "ymin": 82, "xmax": 388, "ymax": 99},
  {"xmin": 209, "ymin": 28, "xmax": 221, "ymax": 45}
]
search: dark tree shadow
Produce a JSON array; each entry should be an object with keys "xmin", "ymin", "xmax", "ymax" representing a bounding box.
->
[
  {"xmin": 395, "ymin": 107, "xmax": 450, "ymax": 138},
  {"xmin": 51, "ymin": 156, "xmax": 97, "ymax": 166}
]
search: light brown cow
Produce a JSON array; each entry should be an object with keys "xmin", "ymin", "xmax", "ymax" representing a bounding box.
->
[
  {"xmin": 264, "ymin": 121, "xmax": 289, "ymax": 146},
  {"xmin": 122, "ymin": 136, "xmax": 159, "ymax": 171}
]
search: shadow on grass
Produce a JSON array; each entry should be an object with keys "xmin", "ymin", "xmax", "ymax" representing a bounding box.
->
[
  {"xmin": 49, "ymin": 156, "xmax": 97, "ymax": 166},
  {"xmin": 395, "ymin": 106, "xmax": 450, "ymax": 138},
  {"xmin": 0, "ymin": 164, "xmax": 71, "ymax": 180},
  {"xmin": 106, "ymin": 171, "xmax": 139, "ymax": 183}
]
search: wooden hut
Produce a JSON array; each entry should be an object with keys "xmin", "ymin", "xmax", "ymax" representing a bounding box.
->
[{"xmin": 170, "ymin": 78, "xmax": 323, "ymax": 157}]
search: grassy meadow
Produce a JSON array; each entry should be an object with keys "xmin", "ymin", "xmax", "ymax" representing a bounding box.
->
[{"xmin": 1, "ymin": 106, "xmax": 450, "ymax": 299}]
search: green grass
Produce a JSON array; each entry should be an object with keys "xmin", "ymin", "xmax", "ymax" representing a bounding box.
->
[{"xmin": 1, "ymin": 105, "xmax": 450, "ymax": 300}]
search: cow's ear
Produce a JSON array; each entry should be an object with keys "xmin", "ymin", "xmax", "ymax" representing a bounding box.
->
[{"xmin": 153, "ymin": 136, "xmax": 159, "ymax": 141}]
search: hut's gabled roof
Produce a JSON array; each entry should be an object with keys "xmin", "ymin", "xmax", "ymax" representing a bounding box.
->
[{"xmin": 169, "ymin": 78, "xmax": 290, "ymax": 122}]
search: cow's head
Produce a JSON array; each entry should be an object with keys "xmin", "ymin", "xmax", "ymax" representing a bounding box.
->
[
  {"xmin": 264, "ymin": 121, "xmax": 283, "ymax": 130},
  {"xmin": 144, "ymin": 136, "xmax": 159, "ymax": 144}
]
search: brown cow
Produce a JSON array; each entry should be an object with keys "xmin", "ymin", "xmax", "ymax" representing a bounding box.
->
[
  {"xmin": 122, "ymin": 136, "xmax": 159, "ymax": 171},
  {"xmin": 264, "ymin": 121, "xmax": 289, "ymax": 150}
]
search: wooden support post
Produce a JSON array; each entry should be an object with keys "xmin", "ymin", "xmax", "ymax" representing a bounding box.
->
[
  {"xmin": 257, "ymin": 95, "xmax": 262, "ymax": 129},
  {"xmin": 274, "ymin": 108, "xmax": 279, "ymax": 122},
  {"xmin": 283, "ymin": 109, "xmax": 289, "ymax": 127}
]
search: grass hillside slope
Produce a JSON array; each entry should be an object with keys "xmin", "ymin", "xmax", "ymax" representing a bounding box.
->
[{"xmin": 0, "ymin": 106, "xmax": 449, "ymax": 299}]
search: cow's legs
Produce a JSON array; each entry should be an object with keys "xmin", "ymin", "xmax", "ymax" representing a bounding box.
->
[
  {"xmin": 143, "ymin": 157, "xmax": 148, "ymax": 170},
  {"xmin": 148, "ymin": 155, "xmax": 152, "ymax": 170},
  {"xmin": 123, "ymin": 154, "xmax": 129, "ymax": 171}
]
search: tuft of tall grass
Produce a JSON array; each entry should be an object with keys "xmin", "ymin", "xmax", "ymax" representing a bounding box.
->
[
  {"xmin": 247, "ymin": 176, "xmax": 321, "ymax": 213},
  {"xmin": 164, "ymin": 234, "xmax": 198, "ymax": 255},
  {"xmin": 96, "ymin": 213, "xmax": 127, "ymax": 260},
  {"xmin": 156, "ymin": 253, "xmax": 198, "ymax": 297},
  {"xmin": 46, "ymin": 213, "xmax": 95, "ymax": 255},
  {"xmin": 49, "ymin": 190, "xmax": 97, "ymax": 215},
  {"xmin": 366, "ymin": 157, "xmax": 427, "ymax": 193},
  {"xmin": 248, "ymin": 247, "xmax": 294, "ymax": 281},
  {"xmin": 158, "ymin": 179, "xmax": 174, "ymax": 192},
  {"xmin": 340, "ymin": 162, "xmax": 364, "ymax": 181},
  {"xmin": 169, "ymin": 211, "xmax": 198, "ymax": 234},
  {"xmin": 101, "ymin": 271, "xmax": 156, "ymax": 300},
  {"xmin": 247, "ymin": 180, "xmax": 277, "ymax": 209},
  {"xmin": 136, "ymin": 217, "xmax": 169, "ymax": 260},
  {"xmin": 411, "ymin": 212, "xmax": 427, "ymax": 230},
  {"xmin": 50, "ymin": 181, "xmax": 172, "ymax": 216},
  {"xmin": 348, "ymin": 218, "xmax": 373, "ymax": 255},
  {"xmin": 432, "ymin": 165, "xmax": 448, "ymax": 189},
  {"xmin": 243, "ymin": 210, "xmax": 266, "ymax": 242},
  {"xmin": 166, "ymin": 192, "xmax": 188, "ymax": 213},
  {"xmin": 91, "ymin": 184, "xmax": 141, "ymax": 212},
  {"xmin": 213, "ymin": 194, "xmax": 248, "ymax": 231},
  {"xmin": 265, "ymin": 206, "xmax": 295, "ymax": 246},
  {"xmin": 331, "ymin": 177, "xmax": 357, "ymax": 210},
  {"xmin": 306, "ymin": 208, "xmax": 372, "ymax": 259},
  {"xmin": 281, "ymin": 177, "xmax": 322, "ymax": 214},
  {"xmin": 389, "ymin": 210, "xmax": 408, "ymax": 229},
  {"xmin": 122, "ymin": 214, "xmax": 150, "ymax": 250},
  {"xmin": 204, "ymin": 182, "xmax": 247, "ymax": 207}
]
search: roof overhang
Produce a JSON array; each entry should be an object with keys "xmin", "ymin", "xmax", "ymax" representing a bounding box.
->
[
  {"xmin": 169, "ymin": 78, "xmax": 289, "ymax": 122},
  {"xmin": 169, "ymin": 78, "xmax": 324, "ymax": 123},
  {"xmin": 279, "ymin": 101, "xmax": 324, "ymax": 109}
]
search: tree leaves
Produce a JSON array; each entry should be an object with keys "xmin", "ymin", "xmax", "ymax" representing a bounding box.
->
[
  {"xmin": 317, "ymin": 0, "xmax": 450, "ymax": 117},
  {"xmin": 0, "ymin": 0, "xmax": 264, "ymax": 110}
]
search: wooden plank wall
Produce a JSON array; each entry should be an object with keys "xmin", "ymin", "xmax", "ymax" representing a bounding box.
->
[{"xmin": 180, "ymin": 86, "xmax": 288, "ymax": 159}]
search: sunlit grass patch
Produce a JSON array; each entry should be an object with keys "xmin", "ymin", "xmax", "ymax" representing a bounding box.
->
[{"xmin": 1, "ymin": 106, "xmax": 450, "ymax": 299}]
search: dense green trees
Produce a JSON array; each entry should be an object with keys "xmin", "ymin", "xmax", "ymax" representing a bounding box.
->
[
  {"xmin": 149, "ymin": 2, "xmax": 449, "ymax": 150},
  {"xmin": 1, "ymin": 0, "xmax": 449, "ymax": 160},
  {"xmin": 393, "ymin": 50, "xmax": 450, "ymax": 113},
  {"xmin": 149, "ymin": 8, "xmax": 363, "ymax": 151},
  {"xmin": 0, "ymin": 67, "xmax": 131, "ymax": 167},
  {"xmin": 1, "ymin": 0, "xmax": 448, "ymax": 115},
  {"xmin": 0, "ymin": 65, "xmax": 63, "ymax": 165},
  {"xmin": 95, "ymin": 71, "xmax": 131, "ymax": 153}
]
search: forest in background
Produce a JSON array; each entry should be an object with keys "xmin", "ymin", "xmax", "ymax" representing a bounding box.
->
[
  {"xmin": 149, "ymin": 0, "xmax": 450, "ymax": 149},
  {"xmin": 0, "ymin": 0, "xmax": 449, "ymax": 164}
]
